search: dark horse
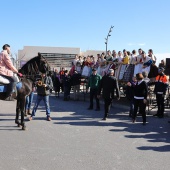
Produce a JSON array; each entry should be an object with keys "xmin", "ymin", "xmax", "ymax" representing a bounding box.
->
[{"xmin": 0, "ymin": 53, "xmax": 50, "ymax": 130}]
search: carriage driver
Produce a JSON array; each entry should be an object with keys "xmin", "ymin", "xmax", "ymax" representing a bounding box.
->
[{"xmin": 0, "ymin": 44, "xmax": 22, "ymax": 100}]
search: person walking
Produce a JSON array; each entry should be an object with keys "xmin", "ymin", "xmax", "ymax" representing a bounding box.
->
[
  {"xmin": 127, "ymin": 73, "xmax": 148, "ymax": 125},
  {"xmin": 98, "ymin": 69, "xmax": 120, "ymax": 120},
  {"xmin": 153, "ymin": 67, "xmax": 168, "ymax": 118},
  {"xmin": 87, "ymin": 68, "xmax": 102, "ymax": 111},
  {"xmin": 126, "ymin": 76, "xmax": 137, "ymax": 117},
  {"xmin": 29, "ymin": 73, "xmax": 53, "ymax": 121}
]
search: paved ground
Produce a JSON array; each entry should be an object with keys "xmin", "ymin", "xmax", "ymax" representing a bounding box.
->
[{"xmin": 0, "ymin": 92, "xmax": 170, "ymax": 170}]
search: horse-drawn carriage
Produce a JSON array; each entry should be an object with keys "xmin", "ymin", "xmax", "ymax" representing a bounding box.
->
[{"xmin": 71, "ymin": 59, "xmax": 170, "ymax": 114}]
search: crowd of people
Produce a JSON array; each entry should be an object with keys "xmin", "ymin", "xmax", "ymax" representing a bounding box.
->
[
  {"xmin": 47, "ymin": 48, "xmax": 169, "ymax": 124},
  {"xmin": 0, "ymin": 44, "xmax": 169, "ymax": 124}
]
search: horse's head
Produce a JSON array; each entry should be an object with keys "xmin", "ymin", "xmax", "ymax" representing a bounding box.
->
[
  {"xmin": 39, "ymin": 56, "xmax": 50, "ymax": 74},
  {"xmin": 20, "ymin": 54, "xmax": 51, "ymax": 77}
]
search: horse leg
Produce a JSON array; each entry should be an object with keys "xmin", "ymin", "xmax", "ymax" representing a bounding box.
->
[
  {"xmin": 15, "ymin": 99, "xmax": 21, "ymax": 127},
  {"xmin": 20, "ymin": 97, "xmax": 26, "ymax": 130}
]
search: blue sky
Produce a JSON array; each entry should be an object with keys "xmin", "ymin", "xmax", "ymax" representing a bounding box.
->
[{"xmin": 0, "ymin": 0, "xmax": 170, "ymax": 58}]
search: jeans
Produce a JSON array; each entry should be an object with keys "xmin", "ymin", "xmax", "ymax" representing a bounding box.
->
[
  {"xmin": 31, "ymin": 95, "xmax": 50, "ymax": 117},
  {"xmin": 0, "ymin": 74, "xmax": 18, "ymax": 97},
  {"xmin": 25, "ymin": 92, "xmax": 34, "ymax": 110}
]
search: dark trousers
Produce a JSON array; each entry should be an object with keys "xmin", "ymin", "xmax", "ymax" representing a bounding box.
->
[
  {"xmin": 60, "ymin": 82, "xmax": 64, "ymax": 92},
  {"xmin": 64, "ymin": 85, "xmax": 71, "ymax": 99},
  {"xmin": 129, "ymin": 99, "xmax": 134, "ymax": 116},
  {"xmin": 104, "ymin": 98, "xmax": 112, "ymax": 118},
  {"xmin": 133, "ymin": 99, "xmax": 146, "ymax": 123},
  {"xmin": 156, "ymin": 94, "xmax": 165, "ymax": 116},
  {"xmin": 1, "ymin": 75, "xmax": 18, "ymax": 97},
  {"xmin": 89, "ymin": 88, "xmax": 100, "ymax": 109}
]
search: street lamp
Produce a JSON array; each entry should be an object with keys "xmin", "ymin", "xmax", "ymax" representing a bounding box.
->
[{"xmin": 105, "ymin": 25, "xmax": 114, "ymax": 56}]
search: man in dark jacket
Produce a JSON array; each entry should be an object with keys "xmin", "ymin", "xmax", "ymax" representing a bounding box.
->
[
  {"xmin": 153, "ymin": 67, "xmax": 168, "ymax": 118},
  {"xmin": 126, "ymin": 76, "xmax": 137, "ymax": 117},
  {"xmin": 63, "ymin": 70, "xmax": 71, "ymax": 101},
  {"xmin": 70, "ymin": 70, "xmax": 81, "ymax": 101},
  {"xmin": 98, "ymin": 69, "xmax": 120, "ymax": 120},
  {"xmin": 29, "ymin": 73, "xmax": 53, "ymax": 121}
]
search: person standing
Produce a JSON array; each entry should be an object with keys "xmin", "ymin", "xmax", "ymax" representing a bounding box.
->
[
  {"xmin": 153, "ymin": 67, "xmax": 168, "ymax": 118},
  {"xmin": 29, "ymin": 73, "xmax": 53, "ymax": 121},
  {"xmin": 158, "ymin": 59, "xmax": 165, "ymax": 69},
  {"xmin": 0, "ymin": 44, "xmax": 21, "ymax": 99},
  {"xmin": 148, "ymin": 49, "xmax": 158, "ymax": 82},
  {"xmin": 52, "ymin": 68, "xmax": 61, "ymax": 97},
  {"xmin": 87, "ymin": 68, "xmax": 102, "ymax": 111},
  {"xmin": 59, "ymin": 67, "xmax": 65, "ymax": 92},
  {"xmin": 70, "ymin": 70, "xmax": 81, "ymax": 101},
  {"xmin": 98, "ymin": 69, "xmax": 120, "ymax": 120},
  {"xmin": 63, "ymin": 70, "xmax": 71, "ymax": 101},
  {"xmin": 127, "ymin": 73, "xmax": 148, "ymax": 125},
  {"xmin": 133, "ymin": 48, "xmax": 143, "ymax": 76},
  {"xmin": 25, "ymin": 87, "xmax": 35, "ymax": 116}
]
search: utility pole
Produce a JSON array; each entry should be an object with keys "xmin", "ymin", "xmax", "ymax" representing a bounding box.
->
[{"xmin": 105, "ymin": 25, "xmax": 114, "ymax": 56}]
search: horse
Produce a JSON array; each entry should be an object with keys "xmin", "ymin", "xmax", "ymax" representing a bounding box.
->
[{"xmin": 0, "ymin": 54, "xmax": 51, "ymax": 130}]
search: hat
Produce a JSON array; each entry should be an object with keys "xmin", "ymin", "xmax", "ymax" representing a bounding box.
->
[
  {"xmin": 92, "ymin": 68, "xmax": 97, "ymax": 71},
  {"xmin": 158, "ymin": 67, "xmax": 165, "ymax": 72}
]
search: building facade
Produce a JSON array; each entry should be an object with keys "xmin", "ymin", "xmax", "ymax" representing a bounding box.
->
[{"xmin": 18, "ymin": 46, "xmax": 104, "ymax": 70}]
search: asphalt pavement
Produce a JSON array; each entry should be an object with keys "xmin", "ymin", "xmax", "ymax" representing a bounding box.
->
[{"xmin": 0, "ymin": 92, "xmax": 170, "ymax": 170}]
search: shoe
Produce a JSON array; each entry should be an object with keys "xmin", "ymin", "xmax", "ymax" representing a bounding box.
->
[
  {"xmin": 4, "ymin": 96, "xmax": 15, "ymax": 101},
  {"xmin": 132, "ymin": 119, "xmax": 136, "ymax": 123},
  {"xmin": 87, "ymin": 107, "xmax": 93, "ymax": 110},
  {"xmin": 153, "ymin": 113, "xmax": 159, "ymax": 117},
  {"xmin": 47, "ymin": 116, "xmax": 52, "ymax": 121},
  {"xmin": 102, "ymin": 117, "xmax": 106, "ymax": 120},
  {"xmin": 27, "ymin": 109, "xmax": 31, "ymax": 115},
  {"xmin": 158, "ymin": 115, "xmax": 164, "ymax": 118},
  {"xmin": 143, "ymin": 122, "xmax": 146, "ymax": 125},
  {"xmin": 28, "ymin": 116, "xmax": 33, "ymax": 121},
  {"xmin": 12, "ymin": 92, "xmax": 17, "ymax": 99},
  {"xmin": 95, "ymin": 108, "xmax": 100, "ymax": 111}
]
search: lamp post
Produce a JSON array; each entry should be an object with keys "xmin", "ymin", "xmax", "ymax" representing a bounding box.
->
[{"xmin": 105, "ymin": 25, "xmax": 114, "ymax": 56}]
